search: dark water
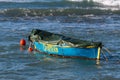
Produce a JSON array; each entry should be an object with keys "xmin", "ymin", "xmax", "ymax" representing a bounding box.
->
[{"xmin": 0, "ymin": 0, "xmax": 120, "ymax": 80}]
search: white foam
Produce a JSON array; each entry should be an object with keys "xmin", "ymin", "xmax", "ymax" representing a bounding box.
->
[
  {"xmin": 68, "ymin": 0, "xmax": 120, "ymax": 6},
  {"xmin": 93, "ymin": 0, "xmax": 120, "ymax": 6}
]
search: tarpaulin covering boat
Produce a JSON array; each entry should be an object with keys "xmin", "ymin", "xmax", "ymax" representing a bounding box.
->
[{"xmin": 28, "ymin": 29, "xmax": 102, "ymax": 60}]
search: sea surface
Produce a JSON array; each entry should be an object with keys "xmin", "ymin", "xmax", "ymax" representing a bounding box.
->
[{"xmin": 0, "ymin": 0, "xmax": 120, "ymax": 80}]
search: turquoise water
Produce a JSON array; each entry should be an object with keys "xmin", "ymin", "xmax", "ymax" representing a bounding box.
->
[{"xmin": 0, "ymin": 0, "xmax": 120, "ymax": 80}]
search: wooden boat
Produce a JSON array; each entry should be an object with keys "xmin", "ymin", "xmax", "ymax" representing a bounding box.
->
[{"xmin": 28, "ymin": 29, "xmax": 102, "ymax": 60}]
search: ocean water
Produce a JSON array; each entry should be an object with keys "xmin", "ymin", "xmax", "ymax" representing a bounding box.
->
[{"xmin": 0, "ymin": 0, "xmax": 120, "ymax": 80}]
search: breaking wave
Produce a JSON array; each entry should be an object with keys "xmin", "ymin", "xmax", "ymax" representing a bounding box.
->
[
  {"xmin": 0, "ymin": 0, "xmax": 120, "ymax": 17},
  {"xmin": 0, "ymin": 0, "xmax": 120, "ymax": 7},
  {"xmin": 68, "ymin": 0, "xmax": 120, "ymax": 7}
]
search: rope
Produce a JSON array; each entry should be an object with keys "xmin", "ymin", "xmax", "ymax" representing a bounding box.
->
[
  {"xmin": 103, "ymin": 47, "xmax": 112, "ymax": 56},
  {"xmin": 101, "ymin": 50, "xmax": 108, "ymax": 61}
]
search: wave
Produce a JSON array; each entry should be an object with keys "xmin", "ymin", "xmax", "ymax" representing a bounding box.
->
[
  {"xmin": 0, "ymin": 8, "xmax": 120, "ymax": 17},
  {"xmin": 0, "ymin": 1, "xmax": 100, "ymax": 9},
  {"xmin": 0, "ymin": 0, "xmax": 61, "ymax": 3},
  {"xmin": 0, "ymin": 0, "xmax": 120, "ymax": 7},
  {"xmin": 68, "ymin": 0, "xmax": 120, "ymax": 6}
]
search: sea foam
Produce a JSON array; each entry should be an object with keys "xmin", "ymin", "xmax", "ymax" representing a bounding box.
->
[{"xmin": 68, "ymin": 0, "xmax": 120, "ymax": 6}]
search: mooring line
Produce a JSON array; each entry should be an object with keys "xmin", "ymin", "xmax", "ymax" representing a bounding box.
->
[
  {"xmin": 101, "ymin": 50, "xmax": 108, "ymax": 61},
  {"xmin": 103, "ymin": 47, "xmax": 112, "ymax": 56}
]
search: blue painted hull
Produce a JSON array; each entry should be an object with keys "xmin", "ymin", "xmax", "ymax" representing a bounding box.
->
[{"xmin": 33, "ymin": 42, "xmax": 101, "ymax": 60}]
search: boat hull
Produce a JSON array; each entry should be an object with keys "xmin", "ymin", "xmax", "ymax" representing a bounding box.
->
[{"xmin": 33, "ymin": 42, "xmax": 101, "ymax": 60}]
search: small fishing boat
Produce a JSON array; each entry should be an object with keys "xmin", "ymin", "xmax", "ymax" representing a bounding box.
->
[{"xmin": 28, "ymin": 29, "xmax": 102, "ymax": 60}]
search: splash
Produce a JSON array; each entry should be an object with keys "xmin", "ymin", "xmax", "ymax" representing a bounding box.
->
[
  {"xmin": 68, "ymin": 0, "xmax": 120, "ymax": 6},
  {"xmin": 93, "ymin": 0, "xmax": 120, "ymax": 6}
]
